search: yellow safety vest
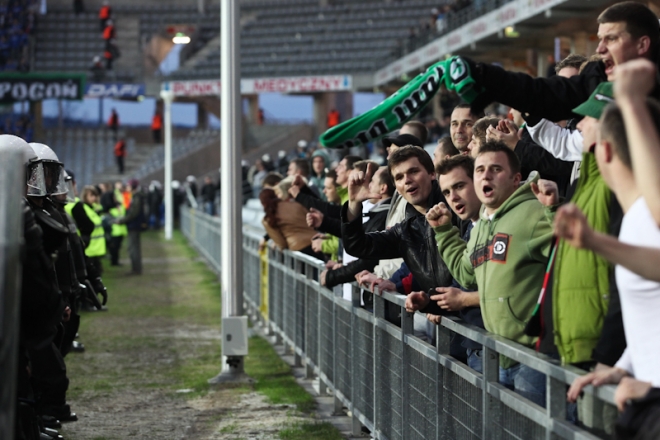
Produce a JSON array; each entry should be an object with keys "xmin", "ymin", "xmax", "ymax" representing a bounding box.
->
[
  {"xmin": 83, "ymin": 203, "xmax": 107, "ymax": 257},
  {"xmin": 109, "ymin": 206, "xmax": 128, "ymax": 237}
]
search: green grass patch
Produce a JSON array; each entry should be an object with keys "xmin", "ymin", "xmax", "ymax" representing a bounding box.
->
[
  {"xmin": 278, "ymin": 422, "xmax": 344, "ymax": 440},
  {"xmin": 244, "ymin": 336, "xmax": 316, "ymax": 413}
]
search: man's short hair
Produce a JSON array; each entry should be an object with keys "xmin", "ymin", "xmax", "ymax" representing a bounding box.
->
[
  {"xmin": 402, "ymin": 120, "xmax": 429, "ymax": 145},
  {"xmin": 598, "ymin": 1, "xmax": 660, "ymax": 63},
  {"xmin": 378, "ymin": 166, "xmax": 395, "ymax": 197},
  {"xmin": 388, "ymin": 145, "xmax": 434, "ymax": 175},
  {"xmin": 435, "ymin": 154, "xmax": 475, "ymax": 181},
  {"xmin": 600, "ymin": 98, "xmax": 660, "ymax": 170},
  {"xmin": 325, "ymin": 169, "xmax": 337, "ymax": 184},
  {"xmin": 472, "ymin": 117, "xmax": 500, "ymax": 146},
  {"xmin": 454, "ymin": 102, "xmax": 485, "ymax": 119},
  {"xmin": 262, "ymin": 172, "xmax": 283, "ymax": 188},
  {"xmin": 555, "ymin": 54, "xmax": 588, "ymax": 73},
  {"xmin": 342, "ymin": 155, "xmax": 363, "ymax": 171},
  {"xmin": 477, "ymin": 141, "xmax": 521, "ymax": 175},
  {"xmin": 291, "ymin": 158, "xmax": 310, "ymax": 177},
  {"xmin": 437, "ymin": 136, "xmax": 459, "ymax": 157},
  {"xmin": 353, "ymin": 159, "xmax": 380, "ymax": 173}
]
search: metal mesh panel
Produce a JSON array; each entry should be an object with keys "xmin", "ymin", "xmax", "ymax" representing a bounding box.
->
[
  {"xmin": 305, "ymin": 283, "xmax": 319, "ymax": 366},
  {"xmin": 335, "ymin": 306, "xmax": 352, "ymax": 398},
  {"xmin": 494, "ymin": 400, "xmax": 545, "ymax": 440},
  {"xmin": 283, "ymin": 263, "xmax": 296, "ymax": 340},
  {"xmin": 441, "ymin": 369, "xmax": 483, "ymax": 440},
  {"xmin": 352, "ymin": 315, "xmax": 374, "ymax": 421},
  {"xmin": 376, "ymin": 326, "xmax": 403, "ymax": 440},
  {"xmin": 319, "ymin": 295, "xmax": 334, "ymax": 381},
  {"xmin": 405, "ymin": 347, "xmax": 437, "ymax": 440},
  {"xmin": 295, "ymin": 276, "xmax": 305, "ymax": 351},
  {"xmin": 269, "ymin": 261, "xmax": 283, "ymax": 328}
]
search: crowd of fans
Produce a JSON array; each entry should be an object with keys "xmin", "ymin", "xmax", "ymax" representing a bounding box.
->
[
  {"xmin": 0, "ymin": 0, "xmax": 38, "ymax": 72},
  {"xmin": 247, "ymin": 2, "xmax": 660, "ymax": 437},
  {"xmin": 0, "ymin": 113, "xmax": 34, "ymax": 141}
]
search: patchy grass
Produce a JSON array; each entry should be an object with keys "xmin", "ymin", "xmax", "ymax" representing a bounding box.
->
[
  {"xmin": 62, "ymin": 229, "xmax": 343, "ymax": 440},
  {"xmin": 245, "ymin": 335, "xmax": 316, "ymax": 413},
  {"xmin": 279, "ymin": 422, "xmax": 344, "ymax": 440}
]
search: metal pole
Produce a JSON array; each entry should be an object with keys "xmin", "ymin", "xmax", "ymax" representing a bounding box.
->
[
  {"xmin": 209, "ymin": 0, "xmax": 248, "ymax": 383},
  {"xmin": 0, "ymin": 149, "xmax": 25, "ymax": 439},
  {"xmin": 160, "ymin": 90, "xmax": 174, "ymax": 240}
]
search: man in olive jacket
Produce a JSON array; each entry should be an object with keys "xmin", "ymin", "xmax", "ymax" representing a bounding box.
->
[{"xmin": 118, "ymin": 179, "xmax": 146, "ymax": 275}]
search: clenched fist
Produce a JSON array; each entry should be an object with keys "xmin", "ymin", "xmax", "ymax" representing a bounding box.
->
[{"xmin": 426, "ymin": 202, "xmax": 452, "ymax": 228}]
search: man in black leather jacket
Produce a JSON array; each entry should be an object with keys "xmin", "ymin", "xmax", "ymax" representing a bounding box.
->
[{"xmin": 341, "ymin": 146, "xmax": 466, "ymax": 312}]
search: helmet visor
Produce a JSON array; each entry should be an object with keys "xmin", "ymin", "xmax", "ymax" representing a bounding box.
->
[
  {"xmin": 43, "ymin": 161, "xmax": 68, "ymax": 195},
  {"xmin": 26, "ymin": 162, "xmax": 48, "ymax": 197},
  {"xmin": 64, "ymin": 176, "xmax": 76, "ymax": 203}
]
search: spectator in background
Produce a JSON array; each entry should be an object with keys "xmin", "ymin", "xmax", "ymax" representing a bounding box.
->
[
  {"xmin": 327, "ymin": 108, "xmax": 340, "ymax": 128},
  {"xmin": 90, "ymin": 55, "xmax": 105, "ymax": 81},
  {"xmin": 310, "ymin": 149, "xmax": 330, "ymax": 200},
  {"xmin": 99, "ymin": 0, "xmax": 111, "ymax": 31},
  {"xmin": 276, "ymin": 150, "xmax": 289, "ymax": 175},
  {"xmin": 257, "ymin": 108, "xmax": 265, "ymax": 125},
  {"xmin": 102, "ymin": 19, "xmax": 115, "ymax": 41},
  {"xmin": 201, "ymin": 176, "xmax": 218, "ymax": 216},
  {"xmin": 433, "ymin": 136, "xmax": 459, "ymax": 165},
  {"xmin": 113, "ymin": 137, "xmax": 125, "ymax": 174},
  {"xmin": 104, "ymin": 38, "xmax": 119, "ymax": 70},
  {"xmin": 148, "ymin": 180, "xmax": 163, "ymax": 229},
  {"xmin": 288, "ymin": 157, "xmax": 320, "ymax": 197},
  {"xmin": 468, "ymin": 116, "xmax": 500, "ymax": 158},
  {"xmin": 151, "ymin": 110, "xmax": 162, "ymax": 144},
  {"xmin": 259, "ymin": 177, "xmax": 319, "ymax": 258},
  {"xmin": 107, "ymin": 108, "xmax": 119, "ymax": 141},
  {"xmin": 117, "ymin": 179, "xmax": 145, "ymax": 275},
  {"xmin": 450, "ymin": 103, "xmax": 482, "ymax": 153}
]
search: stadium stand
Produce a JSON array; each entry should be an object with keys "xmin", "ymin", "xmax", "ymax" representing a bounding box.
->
[
  {"xmin": 44, "ymin": 128, "xmax": 135, "ymax": 186},
  {"xmin": 0, "ymin": 0, "xmax": 38, "ymax": 72},
  {"xmin": 32, "ymin": 0, "xmax": 458, "ymax": 80}
]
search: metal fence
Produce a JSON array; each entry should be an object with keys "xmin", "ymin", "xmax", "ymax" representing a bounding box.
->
[{"xmin": 181, "ymin": 208, "xmax": 617, "ymax": 440}]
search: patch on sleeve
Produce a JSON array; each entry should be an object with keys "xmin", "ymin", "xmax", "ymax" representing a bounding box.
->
[{"xmin": 470, "ymin": 233, "xmax": 511, "ymax": 267}]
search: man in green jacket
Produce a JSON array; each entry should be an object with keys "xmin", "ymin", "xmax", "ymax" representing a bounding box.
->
[{"xmin": 425, "ymin": 141, "xmax": 557, "ymax": 407}]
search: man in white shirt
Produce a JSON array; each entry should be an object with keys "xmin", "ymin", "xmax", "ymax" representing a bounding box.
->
[{"xmin": 554, "ymin": 63, "xmax": 660, "ymax": 407}]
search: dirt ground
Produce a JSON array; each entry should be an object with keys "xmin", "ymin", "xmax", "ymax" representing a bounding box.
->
[{"xmin": 59, "ymin": 232, "xmax": 340, "ymax": 440}]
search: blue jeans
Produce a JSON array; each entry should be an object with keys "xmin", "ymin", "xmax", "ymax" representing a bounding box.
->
[
  {"xmin": 499, "ymin": 363, "xmax": 546, "ymax": 408},
  {"xmin": 204, "ymin": 201, "xmax": 215, "ymax": 216},
  {"xmin": 467, "ymin": 348, "xmax": 483, "ymax": 373}
]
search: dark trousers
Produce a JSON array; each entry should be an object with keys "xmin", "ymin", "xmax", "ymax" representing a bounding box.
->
[
  {"xmin": 128, "ymin": 230, "xmax": 142, "ymax": 274},
  {"xmin": 108, "ymin": 235, "xmax": 123, "ymax": 265},
  {"xmin": 152, "ymin": 128, "xmax": 161, "ymax": 144},
  {"xmin": 116, "ymin": 155, "xmax": 124, "ymax": 174},
  {"xmin": 59, "ymin": 313, "xmax": 80, "ymax": 358},
  {"xmin": 25, "ymin": 325, "xmax": 69, "ymax": 409}
]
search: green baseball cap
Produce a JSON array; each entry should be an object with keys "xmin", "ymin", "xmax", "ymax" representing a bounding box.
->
[{"xmin": 572, "ymin": 82, "xmax": 615, "ymax": 119}]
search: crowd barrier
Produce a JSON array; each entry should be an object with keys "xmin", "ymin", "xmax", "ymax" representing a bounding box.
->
[{"xmin": 181, "ymin": 208, "xmax": 618, "ymax": 440}]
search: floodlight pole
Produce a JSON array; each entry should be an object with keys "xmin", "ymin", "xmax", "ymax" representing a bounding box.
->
[
  {"xmin": 160, "ymin": 89, "xmax": 174, "ymax": 241},
  {"xmin": 209, "ymin": 0, "xmax": 249, "ymax": 384}
]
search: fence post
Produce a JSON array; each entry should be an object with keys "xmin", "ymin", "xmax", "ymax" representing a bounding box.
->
[
  {"xmin": 546, "ymin": 376, "xmax": 567, "ymax": 439},
  {"xmin": 373, "ymin": 288, "xmax": 383, "ymax": 436},
  {"xmin": 350, "ymin": 284, "xmax": 363, "ymax": 437},
  {"xmin": 401, "ymin": 306, "xmax": 414, "ymax": 436},
  {"xmin": 482, "ymin": 346, "xmax": 501, "ymax": 440},
  {"xmin": 0, "ymin": 149, "xmax": 25, "ymax": 439},
  {"xmin": 292, "ymin": 260, "xmax": 303, "ymax": 367}
]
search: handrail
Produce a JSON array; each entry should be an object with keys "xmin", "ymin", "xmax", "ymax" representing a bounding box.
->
[{"xmin": 182, "ymin": 208, "xmax": 616, "ymax": 439}]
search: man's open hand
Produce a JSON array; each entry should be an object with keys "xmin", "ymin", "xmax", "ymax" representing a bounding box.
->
[
  {"xmin": 486, "ymin": 120, "xmax": 521, "ymax": 150},
  {"xmin": 288, "ymin": 174, "xmax": 305, "ymax": 198},
  {"xmin": 348, "ymin": 162, "xmax": 382, "ymax": 204}
]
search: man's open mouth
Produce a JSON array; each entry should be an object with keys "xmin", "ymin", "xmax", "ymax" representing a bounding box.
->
[{"xmin": 482, "ymin": 185, "xmax": 494, "ymax": 198}]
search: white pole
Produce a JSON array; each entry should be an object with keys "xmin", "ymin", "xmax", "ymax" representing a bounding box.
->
[
  {"xmin": 161, "ymin": 90, "xmax": 174, "ymax": 240},
  {"xmin": 210, "ymin": 0, "xmax": 247, "ymax": 383}
]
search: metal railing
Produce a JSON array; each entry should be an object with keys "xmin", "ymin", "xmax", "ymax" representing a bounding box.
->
[{"xmin": 181, "ymin": 208, "xmax": 617, "ymax": 440}]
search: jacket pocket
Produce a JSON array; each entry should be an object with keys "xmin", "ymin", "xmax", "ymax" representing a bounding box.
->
[{"xmin": 483, "ymin": 296, "xmax": 527, "ymax": 340}]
